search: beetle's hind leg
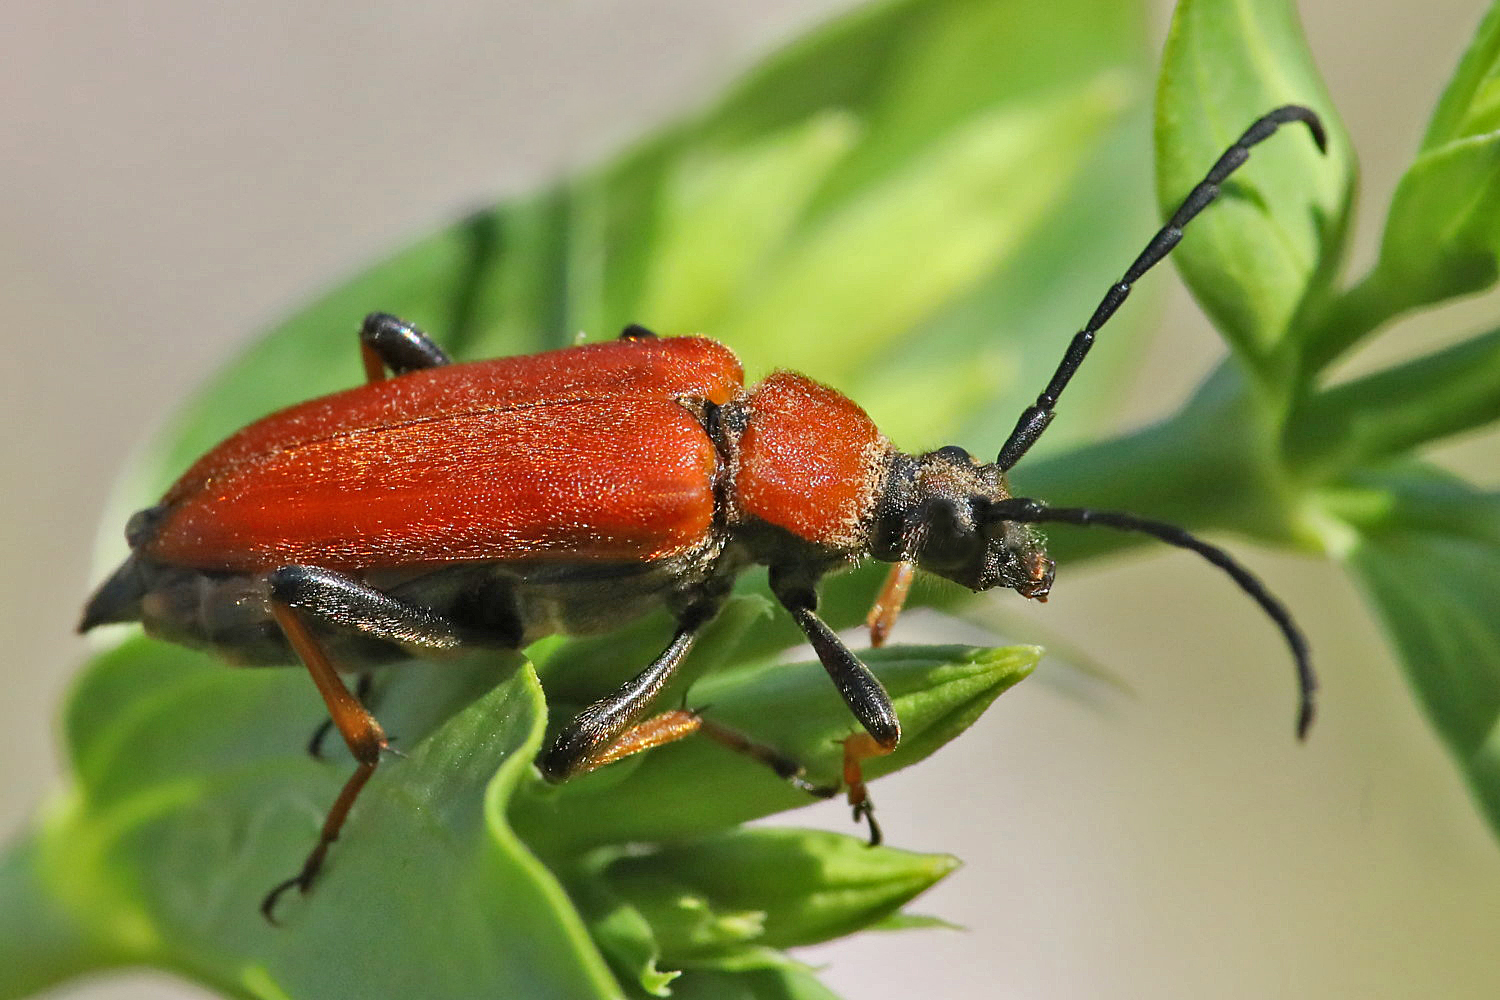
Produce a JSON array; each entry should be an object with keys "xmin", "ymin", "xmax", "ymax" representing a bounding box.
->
[
  {"xmin": 261, "ymin": 565, "xmax": 467, "ymax": 923},
  {"xmin": 264, "ymin": 600, "xmax": 385, "ymax": 923},
  {"xmin": 358, "ymin": 313, "xmax": 452, "ymax": 382},
  {"xmin": 306, "ymin": 672, "xmax": 375, "ymax": 759}
]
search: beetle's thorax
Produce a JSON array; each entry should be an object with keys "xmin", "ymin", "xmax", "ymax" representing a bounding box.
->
[
  {"xmin": 706, "ymin": 370, "xmax": 1052, "ymax": 599},
  {"xmin": 711, "ymin": 370, "xmax": 895, "ymax": 569}
]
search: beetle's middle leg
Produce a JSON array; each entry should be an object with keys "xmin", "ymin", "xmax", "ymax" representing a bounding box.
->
[
  {"xmin": 261, "ymin": 564, "xmax": 467, "ymax": 922},
  {"xmin": 549, "ymin": 701, "xmax": 842, "ymax": 802},
  {"xmin": 536, "ymin": 605, "xmax": 716, "ymax": 782}
]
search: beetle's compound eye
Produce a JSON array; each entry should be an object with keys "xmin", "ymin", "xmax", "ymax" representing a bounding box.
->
[
  {"xmin": 918, "ymin": 496, "xmax": 980, "ymax": 567},
  {"xmin": 932, "ymin": 445, "xmax": 973, "ymax": 466}
]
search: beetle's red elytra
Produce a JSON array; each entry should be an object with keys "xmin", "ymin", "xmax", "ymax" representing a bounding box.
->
[
  {"xmin": 148, "ymin": 336, "xmax": 740, "ymax": 571},
  {"xmin": 81, "ymin": 106, "xmax": 1326, "ymax": 923}
]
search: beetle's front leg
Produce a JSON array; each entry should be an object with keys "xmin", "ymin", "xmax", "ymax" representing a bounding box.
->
[
  {"xmin": 358, "ymin": 312, "xmax": 452, "ymax": 383},
  {"xmin": 865, "ymin": 560, "xmax": 915, "ymax": 647},
  {"xmin": 260, "ymin": 565, "xmax": 467, "ymax": 922},
  {"xmin": 770, "ymin": 567, "xmax": 899, "ymax": 843}
]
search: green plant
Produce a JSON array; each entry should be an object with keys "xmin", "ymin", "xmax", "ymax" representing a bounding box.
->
[{"xmin": 5, "ymin": 0, "xmax": 1500, "ymax": 997}]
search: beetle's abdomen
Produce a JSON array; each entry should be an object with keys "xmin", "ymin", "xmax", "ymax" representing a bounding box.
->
[
  {"xmin": 735, "ymin": 371, "xmax": 892, "ymax": 553},
  {"xmin": 146, "ymin": 398, "xmax": 719, "ymax": 572}
]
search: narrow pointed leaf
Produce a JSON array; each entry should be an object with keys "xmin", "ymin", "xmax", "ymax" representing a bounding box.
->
[
  {"xmin": 595, "ymin": 827, "xmax": 957, "ymax": 958},
  {"xmin": 510, "ymin": 645, "xmax": 1039, "ymax": 853},
  {"xmin": 1308, "ymin": 3, "xmax": 1500, "ymax": 365},
  {"xmin": 1287, "ymin": 324, "xmax": 1500, "ymax": 473},
  {"xmin": 1366, "ymin": 131, "xmax": 1500, "ymax": 311},
  {"xmin": 1423, "ymin": 0, "xmax": 1500, "ymax": 149}
]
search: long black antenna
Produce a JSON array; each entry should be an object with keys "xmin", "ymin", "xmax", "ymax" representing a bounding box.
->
[
  {"xmin": 990, "ymin": 498, "xmax": 1316, "ymax": 739},
  {"xmin": 995, "ymin": 105, "xmax": 1327, "ymax": 472}
]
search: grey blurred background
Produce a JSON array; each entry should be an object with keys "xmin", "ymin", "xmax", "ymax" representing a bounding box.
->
[{"xmin": 4, "ymin": 1, "xmax": 1500, "ymax": 997}]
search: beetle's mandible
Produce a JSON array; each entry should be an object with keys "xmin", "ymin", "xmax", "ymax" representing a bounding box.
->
[{"xmin": 81, "ymin": 106, "xmax": 1324, "ymax": 922}]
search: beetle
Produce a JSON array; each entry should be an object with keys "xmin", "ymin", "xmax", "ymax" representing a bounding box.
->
[{"xmin": 80, "ymin": 105, "xmax": 1323, "ymax": 922}]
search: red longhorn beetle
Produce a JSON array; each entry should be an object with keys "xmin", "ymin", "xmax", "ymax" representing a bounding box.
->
[{"xmin": 81, "ymin": 106, "xmax": 1323, "ymax": 922}]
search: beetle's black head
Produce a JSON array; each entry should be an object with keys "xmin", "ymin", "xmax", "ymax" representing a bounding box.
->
[{"xmin": 871, "ymin": 445, "xmax": 1054, "ymax": 599}]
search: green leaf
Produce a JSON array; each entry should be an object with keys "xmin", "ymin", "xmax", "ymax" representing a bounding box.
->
[
  {"xmin": 1341, "ymin": 469, "xmax": 1500, "ymax": 838},
  {"xmin": 512, "ymin": 645, "xmax": 1038, "ymax": 854},
  {"xmin": 0, "ymin": 832, "xmax": 123, "ymax": 1000},
  {"xmin": 864, "ymin": 910, "xmax": 961, "ymax": 933},
  {"xmin": 1422, "ymin": 0, "xmax": 1500, "ymax": 149},
  {"xmin": 1155, "ymin": 0, "xmax": 1352, "ymax": 364},
  {"xmin": 565, "ymin": 874, "xmax": 681, "ymax": 998},
  {"xmin": 698, "ymin": 82, "xmax": 1131, "ymax": 384},
  {"xmin": 701, "ymin": 0, "xmax": 1157, "ymax": 457},
  {"xmin": 1365, "ymin": 131, "xmax": 1500, "ymax": 312},
  {"xmin": 33, "ymin": 647, "xmax": 623, "ymax": 999},
  {"xmin": 593, "ymin": 828, "xmax": 957, "ymax": 960}
]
